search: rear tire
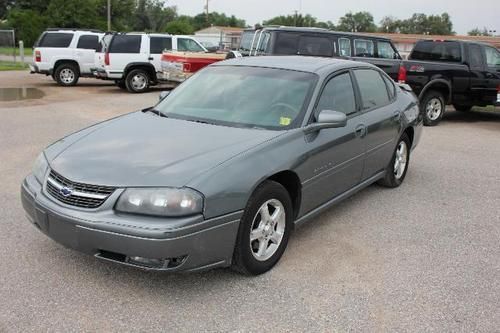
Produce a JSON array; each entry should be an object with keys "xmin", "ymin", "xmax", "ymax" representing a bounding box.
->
[
  {"xmin": 453, "ymin": 104, "xmax": 472, "ymax": 112},
  {"xmin": 232, "ymin": 180, "xmax": 293, "ymax": 275},
  {"xmin": 54, "ymin": 63, "xmax": 79, "ymax": 86},
  {"xmin": 125, "ymin": 69, "xmax": 150, "ymax": 93},
  {"xmin": 421, "ymin": 90, "xmax": 445, "ymax": 126},
  {"xmin": 378, "ymin": 133, "xmax": 411, "ymax": 188}
]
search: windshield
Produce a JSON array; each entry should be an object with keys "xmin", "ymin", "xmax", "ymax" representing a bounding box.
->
[
  {"xmin": 238, "ymin": 31, "xmax": 256, "ymax": 52},
  {"xmin": 156, "ymin": 66, "xmax": 317, "ymax": 130}
]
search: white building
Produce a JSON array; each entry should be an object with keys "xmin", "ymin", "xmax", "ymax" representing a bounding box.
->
[{"xmin": 194, "ymin": 26, "xmax": 244, "ymax": 50}]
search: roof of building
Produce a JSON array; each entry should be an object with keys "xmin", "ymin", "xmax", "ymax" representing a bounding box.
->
[
  {"xmin": 362, "ymin": 32, "xmax": 500, "ymax": 48},
  {"xmin": 195, "ymin": 26, "xmax": 245, "ymax": 34}
]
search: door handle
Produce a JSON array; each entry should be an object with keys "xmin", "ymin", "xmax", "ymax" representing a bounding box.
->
[
  {"xmin": 148, "ymin": 57, "xmax": 154, "ymax": 61},
  {"xmin": 393, "ymin": 110, "xmax": 401, "ymax": 121},
  {"xmin": 354, "ymin": 124, "xmax": 367, "ymax": 138}
]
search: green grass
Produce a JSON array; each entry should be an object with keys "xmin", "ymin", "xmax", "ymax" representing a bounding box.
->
[
  {"xmin": 0, "ymin": 47, "xmax": 33, "ymax": 57},
  {"xmin": 0, "ymin": 60, "xmax": 29, "ymax": 71}
]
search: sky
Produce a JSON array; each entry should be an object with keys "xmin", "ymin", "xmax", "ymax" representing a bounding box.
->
[{"xmin": 166, "ymin": 0, "xmax": 500, "ymax": 35}]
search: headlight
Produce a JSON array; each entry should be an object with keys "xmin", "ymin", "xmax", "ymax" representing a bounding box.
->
[
  {"xmin": 115, "ymin": 188, "xmax": 204, "ymax": 217},
  {"xmin": 32, "ymin": 153, "xmax": 48, "ymax": 184}
]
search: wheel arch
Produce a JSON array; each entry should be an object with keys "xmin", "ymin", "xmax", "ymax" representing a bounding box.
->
[
  {"xmin": 124, "ymin": 62, "xmax": 157, "ymax": 81},
  {"xmin": 418, "ymin": 79, "xmax": 452, "ymax": 104},
  {"xmin": 266, "ymin": 170, "xmax": 302, "ymax": 220},
  {"xmin": 53, "ymin": 59, "xmax": 80, "ymax": 74}
]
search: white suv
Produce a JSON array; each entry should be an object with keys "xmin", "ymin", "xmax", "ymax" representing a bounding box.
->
[
  {"xmin": 93, "ymin": 33, "xmax": 207, "ymax": 93},
  {"xmin": 31, "ymin": 29, "xmax": 104, "ymax": 86}
]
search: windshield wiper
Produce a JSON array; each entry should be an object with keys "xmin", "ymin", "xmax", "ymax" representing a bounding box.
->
[{"xmin": 145, "ymin": 108, "xmax": 168, "ymax": 118}]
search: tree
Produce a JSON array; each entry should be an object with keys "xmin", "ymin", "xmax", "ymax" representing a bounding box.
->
[
  {"xmin": 165, "ymin": 20, "xmax": 194, "ymax": 35},
  {"xmin": 6, "ymin": 9, "xmax": 47, "ymax": 46},
  {"xmin": 45, "ymin": 0, "xmax": 98, "ymax": 29},
  {"xmin": 379, "ymin": 16, "xmax": 401, "ymax": 33},
  {"xmin": 263, "ymin": 14, "xmax": 334, "ymax": 29},
  {"xmin": 468, "ymin": 27, "xmax": 492, "ymax": 36},
  {"xmin": 397, "ymin": 13, "xmax": 454, "ymax": 35},
  {"xmin": 337, "ymin": 12, "xmax": 377, "ymax": 32},
  {"xmin": 133, "ymin": 0, "xmax": 176, "ymax": 32}
]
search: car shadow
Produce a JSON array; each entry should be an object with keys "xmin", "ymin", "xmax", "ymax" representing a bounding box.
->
[{"xmin": 443, "ymin": 108, "xmax": 500, "ymax": 124}]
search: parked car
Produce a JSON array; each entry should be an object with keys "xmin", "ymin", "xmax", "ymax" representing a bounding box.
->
[
  {"xmin": 161, "ymin": 26, "xmax": 402, "ymax": 84},
  {"xmin": 22, "ymin": 56, "xmax": 422, "ymax": 275},
  {"xmin": 398, "ymin": 40, "xmax": 500, "ymax": 125},
  {"xmin": 30, "ymin": 28, "xmax": 104, "ymax": 86},
  {"xmin": 93, "ymin": 32, "xmax": 207, "ymax": 93}
]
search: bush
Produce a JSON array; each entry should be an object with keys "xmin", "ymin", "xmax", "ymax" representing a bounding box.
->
[{"xmin": 7, "ymin": 9, "xmax": 47, "ymax": 47}]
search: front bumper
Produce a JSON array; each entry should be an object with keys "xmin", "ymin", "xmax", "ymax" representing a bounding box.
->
[{"xmin": 21, "ymin": 174, "xmax": 241, "ymax": 272}]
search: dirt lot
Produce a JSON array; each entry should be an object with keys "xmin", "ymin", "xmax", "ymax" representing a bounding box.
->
[{"xmin": 1, "ymin": 71, "xmax": 499, "ymax": 332}]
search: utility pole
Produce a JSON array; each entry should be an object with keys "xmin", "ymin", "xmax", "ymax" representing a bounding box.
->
[
  {"xmin": 205, "ymin": 0, "xmax": 210, "ymax": 24},
  {"xmin": 107, "ymin": 0, "xmax": 111, "ymax": 31}
]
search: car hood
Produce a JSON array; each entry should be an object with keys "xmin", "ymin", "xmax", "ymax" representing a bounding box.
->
[{"xmin": 46, "ymin": 111, "xmax": 281, "ymax": 187}]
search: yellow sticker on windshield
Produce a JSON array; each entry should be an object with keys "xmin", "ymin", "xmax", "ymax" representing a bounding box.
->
[{"xmin": 280, "ymin": 117, "xmax": 291, "ymax": 126}]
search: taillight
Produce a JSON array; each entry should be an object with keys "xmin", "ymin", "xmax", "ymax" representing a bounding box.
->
[
  {"xmin": 398, "ymin": 65, "xmax": 407, "ymax": 83},
  {"xmin": 182, "ymin": 62, "xmax": 192, "ymax": 73},
  {"xmin": 104, "ymin": 52, "xmax": 110, "ymax": 66},
  {"xmin": 35, "ymin": 50, "xmax": 41, "ymax": 62}
]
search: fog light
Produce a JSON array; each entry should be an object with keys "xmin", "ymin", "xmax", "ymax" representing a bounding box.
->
[{"xmin": 127, "ymin": 256, "xmax": 166, "ymax": 268}]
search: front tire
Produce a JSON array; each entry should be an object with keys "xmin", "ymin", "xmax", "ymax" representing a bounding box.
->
[
  {"xmin": 422, "ymin": 90, "xmax": 445, "ymax": 126},
  {"xmin": 232, "ymin": 181, "xmax": 293, "ymax": 275},
  {"xmin": 125, "ymin": 69, "xmax": 150, "ymax": 93},
  {"xmin": 378, "ymin": 133, "xmax": 411, "ymax": 188},
  {"xmin": 54, "ymin": 63, "xmax": 79, "ymax": 86}
]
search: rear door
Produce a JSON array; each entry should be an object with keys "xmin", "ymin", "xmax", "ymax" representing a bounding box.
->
[
  {"xmin": 352, "ymin": 68, "xmax": 400, "ymax": 180},
  {"xmin": 149, "ymin": 36, "xmax": 172, "ymax": 72},
  {"xmin": 467, "ymin": 43, "xmax": 492, "ymax": 104},
  {"xmin": 107, "ymin": 34, "xmax": 144, "ymax": 75},
  {"xmin": 75, "ymin": 34, "xmax": 100, "ymax": 73}
]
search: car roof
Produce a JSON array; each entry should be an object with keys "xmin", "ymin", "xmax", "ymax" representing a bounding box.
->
[
  {"xmin": 243, "ymin": 26, "xmax": 393, "ymax": 41},
  {"xmin": 215, "ymin": 56, "xmax": 373, "ymax": 74}
]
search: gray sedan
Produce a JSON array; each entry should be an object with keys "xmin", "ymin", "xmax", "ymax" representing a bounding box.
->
[{"xmin": 21, "ymin": 56, "xmax": 423, "ymax": 275}]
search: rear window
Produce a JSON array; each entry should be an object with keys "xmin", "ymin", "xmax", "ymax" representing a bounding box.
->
[
  {"xmin": 77, "ymin": 35, "xmax": 99, "ymax": 51},
  {"xmin": 410, "ymin": 41, "xmax": 462, "ymax": 62},
  {"xmin": 38, "ymin": 33, "xmax": 73, "ymax": 48},
  {"xmin": 150, "ymin": 37, "xmax": 172, "ymax": 54},
  {"xmin": 238, "ymin": 30, "xmax": 256, "ymax": 52},
  {"xmin": 298, "ymin": 35, "xmax": 333, "ymax": 57},
  {"xmin": 354, "ymin": 69, "xmax": 390, "ymax": 109},
  {"xmin": 274, "ymin": 32, "xmax": 333, "ymax": 57},
  {"xmin": 109, "ymin": 35, "xmax": 141, "ymax": 53}
]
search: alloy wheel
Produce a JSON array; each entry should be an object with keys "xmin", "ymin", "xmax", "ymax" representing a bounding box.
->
[{"xmin": 249, "ymin": 199, "xmax": 286, "ymax": 261}]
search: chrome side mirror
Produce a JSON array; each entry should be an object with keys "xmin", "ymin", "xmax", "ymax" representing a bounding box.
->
[{"xmin": 304, "ymin": 110, "xmax": 347, "ymax": 133}]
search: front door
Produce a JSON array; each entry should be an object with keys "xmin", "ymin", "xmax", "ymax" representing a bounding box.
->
[{"xmin": 298, "ymin": 71, "xmax": 366, "ymax": 215}]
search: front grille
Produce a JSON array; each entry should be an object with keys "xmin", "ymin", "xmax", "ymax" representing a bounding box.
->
[{"xmin": 45, "ymin": 170, "xmax": 115, "ymax": 209}]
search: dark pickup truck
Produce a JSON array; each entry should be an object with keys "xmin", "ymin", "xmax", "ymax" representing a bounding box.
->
[{"xmin": 399, "ymin": 40, "xmax": 500, "ymax": 125}]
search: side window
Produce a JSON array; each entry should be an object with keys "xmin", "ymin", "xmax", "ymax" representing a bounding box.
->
[
  {"xmin": 354, "ymin": 69, "xmax": 390, "ymax": 109},
  {"xmin": 256, "ymin": 32, "xmax": 271, "ymax": 54},
  {"xmin": 38, "ymin": 33, "xmax": 73, "ymax": 48},
  {"xmin": 354, "ymin": 39, "xmax": 374, "ymax": 57},
  {"xmin": 150, "ymin": 37, "xmax": 172, "ymax": 54},
  {"xmin": 77, "ymin": 35, "xmax": 99, "ymax": 51},
  {"xmin": 316, "ymin": 72, "xmax": 357, "ymax": 116},
  {"xmin": 484, "ymin": 46, "xmax": 500, "ymax": 67},
  {"xmin": 274, "ymin": 32, "xmax": 299, "ymax": 55},
  {"xmin": 177, "ymin": 38, "xmax": 204, "ymax": 52},
  {"xmin": 411, "ymin": 41, "xmax": 461, "ymax": 62},
  {"xmin": 339, "ymin": 38, "xmax": 351, "ymax": 56},
  {"xmin": 382, "ymin": 74, "xmax": 396, "ymax": 100},
  {"xmin": 109, "ymin": 35, "xmax": 141, "ymax": 53},
  {"xmin": 469, "ymin": 44, "xmax": 483, "ymax": 68},
  {"xmin": 297, "ymin": 35, "xmax": 333, "ymax": 57},
  {"xmin": 99, "ymin": 34, "xmax": 113, "ymax": 52},
  {"xmin": 377, "ymin": 41, "xmax": 396, "ymax": 59}
]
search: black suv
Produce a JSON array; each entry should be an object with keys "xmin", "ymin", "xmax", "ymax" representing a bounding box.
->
[{"xmin": 237, "ymin": 27, "xmax": 402, "ymax": 80}]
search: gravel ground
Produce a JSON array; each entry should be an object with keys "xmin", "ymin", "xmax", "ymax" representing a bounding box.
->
[{"xmin": 0, "ymin": 71, "xmax": 499, "ymax": 332}]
